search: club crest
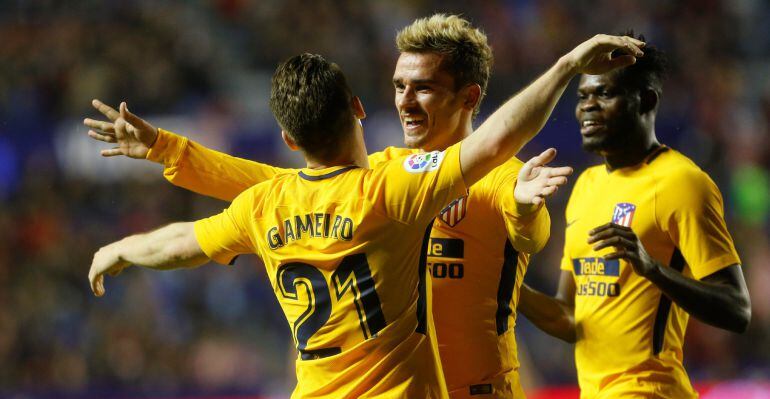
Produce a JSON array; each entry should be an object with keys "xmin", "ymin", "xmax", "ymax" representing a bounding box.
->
[
  {"xmin": 439, "ymin": 195, "xmax": 468, "ymax": 227},
  {"xmin": 612, "ymin": 203, "xmax": 636, "ymax": 227}
]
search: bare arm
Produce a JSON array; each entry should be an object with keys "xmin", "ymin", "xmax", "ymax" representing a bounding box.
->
[
  {"xmin": 519, "ymin": 271, "xmax": 577, "ymax": 343},
  {"xmin": 590, "ymin": 223, "xmax": 751, "ymax": 333},
  {"xmin": 88, "ymin": 222, "xmax": 209, "ymax": 296},
  {"xmin": 460, "ymin": 34, "xmax": 644, "ymax": 186}
]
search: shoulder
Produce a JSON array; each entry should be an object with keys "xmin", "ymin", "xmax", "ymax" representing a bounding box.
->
[
  {"xmin": 654, "ymin": 149, "xmax": 716, "ymax": 193},
  {"xmin": 368, "ymin": 146, "xmax": 418, "ymax": 167}
]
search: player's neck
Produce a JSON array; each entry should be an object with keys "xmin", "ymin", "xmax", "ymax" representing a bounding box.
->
[
  {"xmin": 304, "ymin": 147, "xmax": 369, "ymax": 170},
  {"xmin": 423, "ymin": 121, "xmax": 473, "ymax": 152},
  {"xmin": 603, "ymin": 132, "xmax": 660, "ymax": 171}
]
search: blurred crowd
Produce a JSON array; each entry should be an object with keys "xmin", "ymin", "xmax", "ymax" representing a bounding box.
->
[{"xmin": 1, "ymin": 0, "xmax": 768, "ymax": 396}]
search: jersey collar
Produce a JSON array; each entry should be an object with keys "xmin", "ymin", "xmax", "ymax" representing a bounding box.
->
[{"xmin": 298, "ymin": 165, "xmax": 359, "ymax": 181}]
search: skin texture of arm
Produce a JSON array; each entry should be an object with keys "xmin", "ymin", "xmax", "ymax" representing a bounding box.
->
[
  {"xmin": 88, "ymin": 222, "xmax": 209, "ymax": 296},
  {"xmin": 459, "ymin": 35, "xmax": 644, "ymax": 186},
  {"xmin": 589, "ymin": 222, "xmax": 751, "ymax": 333},
  {"xmin": 518, "ymin": 271, "xmax": 577, "ymax": 343}
]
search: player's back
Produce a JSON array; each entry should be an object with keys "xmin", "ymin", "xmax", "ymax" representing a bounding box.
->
[{"xmin": 195, "ymin": 144, "xmax": 466, "ymax": 398}]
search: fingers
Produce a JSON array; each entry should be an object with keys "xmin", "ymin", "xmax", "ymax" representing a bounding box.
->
[
  {"xmin": 588, "ymin": 222, "xmax": 632, "ymax": 236},
  {"xmin": 101, "ymin": 147, "xmax": 125, "ymax": 157},
  {"xmin": 87, "ymin": 130, "xmax": 117, "ymax": 143},
  {"xmin": 88, "ymin": 268, "xmax": 104, "ymax": 297},
  {"xmin": 83, "ymin": 118, "xmax": 115, "ymax": 133},
  {"xmin": 547, "ymin": 175, "xmax": 569, "ymax": 187},
  {"xmin": 594, "ymin": 34, "xmax": 645, "ymax": 56},
  {"xmin": 520, "ymin": 148, "xmax": 557, "ymax": 180},
  {"xmin": 92, "ymin": 99, "xmax": 120, "ymax": 121},
  {"xmin": 591, "ymin": 235, "xmax": 636, "ymax": 252},
  {"xmin": 120, "ymin": 102, "xmax": 145, "ymax": 127},
  {"xmin": 539, "ymin": 185, "xmax": 559, "ymax": 197},
  {"xmin": 603, "ymin": 250, "xmax": 636, "ymax": 261},
  {"xmin": 530, "ymin": 148, "xmax": 557, "ymax": 167},
  {"xmin": 608, "ymin": 54, "xmax": 637, "ymax": 69},
  {"xmin": 549, "ymin": 166, "xmax": 574, "ymax": 177},
  {"xmin": 587, "ymin": 223, "xmax": 635, "ymax": 244}
]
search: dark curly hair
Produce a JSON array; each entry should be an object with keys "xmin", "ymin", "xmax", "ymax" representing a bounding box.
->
[{"xmin": 611, "ymin": 30, "xmax": 669, "ymax": 95}]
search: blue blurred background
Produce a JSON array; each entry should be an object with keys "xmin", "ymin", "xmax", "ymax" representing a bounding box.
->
[{"xmin": 1, "ymin": 1, "xmax": 768, "ymax": 397}]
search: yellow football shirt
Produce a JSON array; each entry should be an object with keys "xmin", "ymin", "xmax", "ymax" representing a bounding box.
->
[
  {"xmin": 148, "ymin": 129, "xmax": 550, "ymax": 398},
  {"xmin": 194, "ymin": 143, "xmax": 466, "ymax": 398},
  {"xmin": 560, "ymin": 147, "xmax": 741, "ymax": 399}
]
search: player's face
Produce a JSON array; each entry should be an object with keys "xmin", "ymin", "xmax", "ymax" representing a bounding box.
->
[
  {"xmin": 393, "ymin": 52, "xmax": 466, "ymax": 151},
  {"xmin": 575, "ymin": 73, "xmax": 640, "ymax": 154}
]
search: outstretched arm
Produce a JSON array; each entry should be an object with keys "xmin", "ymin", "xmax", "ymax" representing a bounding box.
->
[
  {"xmin": 88, "ymin": 222, "xmax": 209, "ymax": 297},
  {"xmin": 519, "ymin": 271, "xmax": 577, "ymax": 343},
  {"xmin": 85, "ymin": 100, "xmax": 291, "ymax": 201},
  {"xmin": 459, "ymin": 34, "xmax": 644, "ymax": 186},
  {"xmin": 589, "ymin": 223, "xmax": 751, "ymax": 333}
]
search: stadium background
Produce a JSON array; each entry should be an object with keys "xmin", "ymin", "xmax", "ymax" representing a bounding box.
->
[{"xmin": 1, "ymin": 0, "xmax": 769, "ymax": 398}]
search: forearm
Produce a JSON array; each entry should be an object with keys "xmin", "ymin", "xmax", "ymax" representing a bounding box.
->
[
  {"xmin": 519, "ymin": 284, "xmax": 576, "ymax": 343},
  {"xmin": 114, "ymin": 222, "xmax": 208, "ymax": 270},
  {"xmin": 646, "ymin": 264, "xmax": 750, "ymax": 333}
]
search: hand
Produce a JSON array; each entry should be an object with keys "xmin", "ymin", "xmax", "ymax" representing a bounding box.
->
[
  {"xmin": 84, "ymin": 99, "xmax": 158, "ymax": 159},
  {"xmin": 88, "ymin": 243, "xmax": 131, "ymax": 297},
  {"xmin": 564, "ymin": 34, "xmax": 645, "ymax": 75},
  {"xmin": 514, "ymin": 148, "xmax": 573, "ymax": 206},
  {"xmin": 587, "ymin": 223, "xmax": 660, "ymax": 278}
]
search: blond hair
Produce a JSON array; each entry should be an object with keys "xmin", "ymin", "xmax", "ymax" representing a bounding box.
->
[{"xmin": 396, "ymin": 14, "xmax": 493, "ymax": 118}]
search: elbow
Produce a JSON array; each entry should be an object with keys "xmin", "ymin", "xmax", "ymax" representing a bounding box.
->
[
  {"xmin": 722, "ymin": 295, "xmax": 751, "ymax": 334},
  {"xmin": 561, "ymin": 317, "xmax": 577, "ymax": 343},
  {"xmin": 731, "ymin": 300, "xmax": 752, "ymax": 334}
]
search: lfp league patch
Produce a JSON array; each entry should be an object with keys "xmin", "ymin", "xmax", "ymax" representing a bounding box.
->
[
  {"xmin": 612, "ymin": 202, "xmax": 636, "ymax": 227},
  {"xmin": 403, "ymin": 151, "xmax": 445, "ymax": 173}
]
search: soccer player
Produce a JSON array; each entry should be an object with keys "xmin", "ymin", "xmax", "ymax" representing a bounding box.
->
[
  {"xmin": 518, "ymin": 37, "xmax": 751, "ymax": 398},
  {"xmin": 84, "ymin": 16, "xmax": 600, "ymax": 397},
  {"xmin": 88, "ymin": 37, "xmax": 643, "ymax": 397}
]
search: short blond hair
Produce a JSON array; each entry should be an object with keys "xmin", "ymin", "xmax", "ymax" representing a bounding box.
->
[{"xmin": 396, "ymin": 14, "xmax": 493, "ymax": 118}]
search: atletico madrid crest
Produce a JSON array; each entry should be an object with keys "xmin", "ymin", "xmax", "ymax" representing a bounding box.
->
[
  {"xmin": 439, "ymin": 195, "xmax": 468, "ymax": 227},
  {"xmin": 612, "ymin": 202, "xmax": 636, "ymax": 227}
]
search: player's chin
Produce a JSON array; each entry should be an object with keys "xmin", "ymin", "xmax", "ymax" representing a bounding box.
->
[
  {"xmin": 402, "ymin": 129, "xmax": 430, "ymax": 149},
  {"xmin": 581, "ymin": 136, "xmax": 611, "ymax": 154}
]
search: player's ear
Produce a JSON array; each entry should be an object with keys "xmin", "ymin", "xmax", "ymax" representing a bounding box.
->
[
  {"xmin": 639, "ymin": 88, "xmax": 658, "ymax": 114},
  {"xmin": 462, "ymin": 83, "xmax": 482, "ymax": 112},
  {"xmin": 352, "ymin": 96, "xmax": 366, "ymax": 120},
  {"xmin": 281, "ymin": 131, "xmax": 300, "ymax": 151}
]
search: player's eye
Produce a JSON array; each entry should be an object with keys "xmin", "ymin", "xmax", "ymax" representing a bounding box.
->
[{"xmin": 415, "ymin": 85, "xmax": 432, "ymax": 93}]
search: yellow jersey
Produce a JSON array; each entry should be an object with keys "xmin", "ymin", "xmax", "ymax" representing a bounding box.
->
[
  {"xmin": 148, "ymin": 129, "xmax": 550, "ymax": 398},
  {"xmin": 560, "ymin": 146, "xmax": 740, "ymax": 399},
  {"xmin": 194, "ymin": 143, "xmax": 467, "ymax": 398}
]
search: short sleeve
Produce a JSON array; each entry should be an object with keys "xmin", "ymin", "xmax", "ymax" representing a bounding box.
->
[
  {"xmin": 657, "ymin": 169, "xmax": 741, "ymax": 279},
  {"xmin": 194, "ymin": 188, "xmax": 258, "ymax": 265},
  {"xmin": 493, "ymin": 162, "xmax": 551, "ymax": 254},
  {"xmin": 366, "ymin": 142, "xmax": 467, "ymax": 225}
]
